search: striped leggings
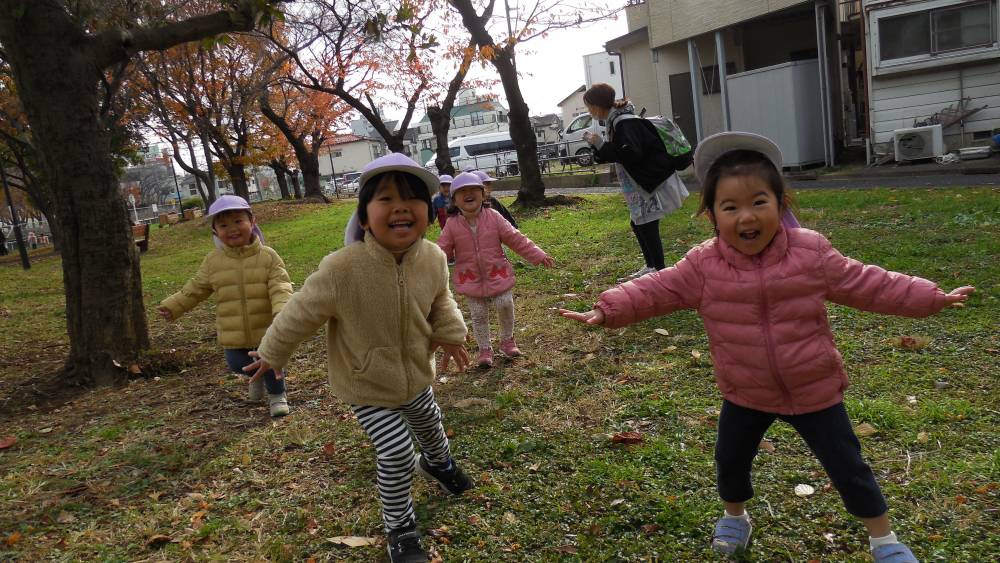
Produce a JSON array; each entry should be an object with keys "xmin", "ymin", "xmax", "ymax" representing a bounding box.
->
[
  {"xmin": 466, "ymin": 289, "xmax": 515, "ymax": 351},
  {"xmin": 351, "ymin": 386, "xmax": 452, "ymax": 531}
]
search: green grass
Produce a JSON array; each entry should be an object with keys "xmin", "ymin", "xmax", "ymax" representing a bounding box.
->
[{"xmin": 0, "ymin": 188, "xmax": 998, "ymax": 561}]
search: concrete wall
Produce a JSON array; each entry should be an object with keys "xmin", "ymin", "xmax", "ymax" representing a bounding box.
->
[
  {"xmin": 629, "ymin": 0, "xmax": 810, "ymax": 48},
  {"xmin": 869, "ymin": 60, "xmax": 1000, "ymax": 145},
  {"xmin": 621, "ymin": 40, "xmax": 661, "ymax": 116}
]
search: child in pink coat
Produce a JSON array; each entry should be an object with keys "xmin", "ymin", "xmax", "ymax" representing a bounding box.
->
[
  {"xmin": 560, "ymin": 132, "xmax": 974, "ymax": 563},
  {"xmin": 438, "ymin": 172, "xmax": 554, "ymax": 368}
]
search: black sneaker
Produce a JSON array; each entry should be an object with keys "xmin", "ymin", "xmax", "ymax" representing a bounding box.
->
[
  {"xmin": 386, "ymin": 521, "xmax": 428, "ymax": 563},
  {"xmin": 417, "ymin": 454, "xmax": 473, "ymax": 495}
]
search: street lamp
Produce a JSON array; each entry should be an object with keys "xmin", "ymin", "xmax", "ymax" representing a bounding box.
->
[{"xmin": 162, "ymin": 151, "xmax": 183, "ymax": 220}]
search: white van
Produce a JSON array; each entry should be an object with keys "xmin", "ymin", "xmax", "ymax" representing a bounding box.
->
[
  {"xmin": 558, "ymin": 113, "xmax": 605, "ymax": 166},
  {"xmin": 425, "ymin": 131, "xmax": 518, "ymax": 175}
]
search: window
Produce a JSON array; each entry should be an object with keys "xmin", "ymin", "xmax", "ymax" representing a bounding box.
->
[
  {"xmin": 499, "ymin": 112, "xmax": 508, "ymax": 123},
  {"xmin": 567, "ymin": 114, "xmax": 592, "ymax": 133},
  {"xmin": 332, "ymin": 150, "xmax": 342, "ymax": 157},
  {"xmin": 421, "ymin": 138, "xmax": 433, "ymax": 150},
  {"xmin": 874, "ymin": 0, "xmax": 998, "ymax": 70},
  {"xmin": 700, "ymin": 63, "xmax": 737, "ymax": 95},
  {"xmin": 470, "ymin": 112, "xmax": 484, "ymax": 126},
  {"xmin": 609, "ymin": 61, "xmax": 616, "ymax": 75}
]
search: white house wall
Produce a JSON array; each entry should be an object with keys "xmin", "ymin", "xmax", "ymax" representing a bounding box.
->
[
  {"xmin": 559, "ymin": 90, "xmax": 587, "ymax": 124},
  {"xmin": 629, "ymin": 0, "xmax": 810, "ymax": 48},
  {"xmin": 870, "ymin": 61, "xmax": 1000, "ymax": 144},
  {"xmin": 319, "ymin": 141, "xmax": 380, "ymax": 177},
  {"xmin": 621, "ymin": 40, "xmax": 661, "ymax": 117}
]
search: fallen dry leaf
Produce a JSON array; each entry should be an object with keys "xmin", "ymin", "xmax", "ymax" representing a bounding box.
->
[
  {"xmin": 326, "ymin": 536, "xmax": 379, "ymax": 547},
  {"xmin": 528, "ymin": 463, "xmax": 540, "ymax": 473},
  {"xmin": 503, "ymin": 512, "xmax": 518, "ymax": 525},
  {"xmin": 554, "ymin": 545, "xmax": 578, "ymax": 554},
  {"xmin": 640, "ymin": 523, "xmax": 660, "ymax": 535},
  {"xmin": 855, "ymin": 423, "xmax": 877, "ymax": 437},
  {"xmin": 146, "ymin": 535, "xmax": 172, "ymax": 549},
  {"xmin": 888, "ymin": 335, "xmax": 932, "ymax": 350},
  {"xmin": 467, "ymin": 514, "xmax": 482, "ymax": 526},
  {"xmin": 916, "ymin": 431, "xmax": 929, "ymax": 444},
  {"xmin": 0, "ymin": 436, "xmax": 16, "ymax": 450},
  {"xmin": 56, "ymin": 511, "xmax": 76, "ymax": 524},
  {"xmin": 690, "ymin": 350, "xmax": 702, "ymax": 365},
  {"xmin": 653, "ymin": 328, "xmax": 669, "ymax": 336},
  {"xmin": 611, "ymin": 431, "xmax": 643, "ymax": 445},
  {"xmin": 759, "ymin": 439, "xmax": 775, "ymax": 453},
  {"xmin": 39, "ymin": 427, "xmax": 53, "ymax": 434},
  {"xmin": 452, "ymin": 398, "xmax": 494, "ymax": 409},
  {"xmin": 322, "ymin": 442, "xmax": 336, "ymax": 457},
  {"xmin": 446, "ymin": 428, "xmax": 455, "ymax": 438},
  {"xmin": 5, "ymin": 532, "xmax": 22, "ymax": 546},
  {"xmin": 610, "ymin": 498, "xmax": 626, "ymax": 507},
  {"xmin": 191, "ymin": 510, "xmax": 206, "ymax": 529}
]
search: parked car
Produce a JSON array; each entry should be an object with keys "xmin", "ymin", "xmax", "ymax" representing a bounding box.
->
[
  {"xmin": 558, "ymin": 113, "xmax": 605, "ymax": 166},
  {"xmin": 324, "ymin": 174, "xmax": 360, "ymax": 197}
]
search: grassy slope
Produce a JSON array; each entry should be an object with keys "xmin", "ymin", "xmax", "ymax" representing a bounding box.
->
[{"xmin": 0, "ymin": 188, "xmax": 997, "ymax": 561}]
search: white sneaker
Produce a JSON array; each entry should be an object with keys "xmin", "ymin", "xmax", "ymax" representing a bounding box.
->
[
  {"xmin": 618, "ymin": 266, "xmax": 655, "ymax": 282},
  {"xmin": 248, "ymin": 378, "xmax": 265, "ymax": 402},
  {"xmin": 268, "ymin": 393, "xmax": 289, "ymax": 417}
]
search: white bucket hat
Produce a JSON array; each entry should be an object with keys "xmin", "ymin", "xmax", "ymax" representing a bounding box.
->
[{"xmin": 693, "ymin": 131, "xmax": 783, "ymax": 185}]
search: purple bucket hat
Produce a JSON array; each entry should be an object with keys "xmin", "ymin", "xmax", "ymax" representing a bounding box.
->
[
  {"xmin": 206, "ymin": 194, "xmax": 264, "ymax": 248},
  {"xmin": 439, "ymin": 174, "xmax": 454, "ymax": 184},
  {"xmin": 449, "ymin": 172, "xmax": 485, "ymax": 195},
  {"xmin": 359, "ymin": 152, "xmax": 439, "ymax": 196},
  {"xmin": 473, "ymin": 170, "xmax": 497, "ymax": 183}
]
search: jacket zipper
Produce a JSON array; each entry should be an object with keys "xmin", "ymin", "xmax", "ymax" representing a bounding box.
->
[
  {"xmin": 464, "ymin": 216, "xmax": 488, "ymax": 295},
  {"xmin": 397, "ymin": 261, "xmax": 410, "ymax": 399},
  {"xmin": 238, "ymin": 250, "xmax": 252, "ymax": 346},
  {"xmin": 755, "ymin": 262, "xmax": 793, "ymax": 412}
]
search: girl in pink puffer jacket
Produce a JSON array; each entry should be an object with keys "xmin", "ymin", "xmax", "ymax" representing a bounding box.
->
[
  {"xmin": 438, "ymin": 172, "xmax": 554, "ymax": 368},
  {"xmin": 560, "ymin": 132, "xmax": 974, "ymax": 563}
]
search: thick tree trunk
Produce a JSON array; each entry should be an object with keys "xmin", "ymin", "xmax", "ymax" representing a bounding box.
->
[
  {"xmin": 225, "ymin": 164, "xmax": 251, "ymax": 201},
  {"xmin": 0, "ymin": 9, "xmax": 148, "ymax": 386},
  {"xmin": 450, "ymin": 0, "xmax": 545, "ymax": 206},
  {"xmin": 428, "ymin": 107, "xmax": 455, "ymax": 176},
  {"xmin": 298, "ymin": 155, "xmax": 325, "ymax": 200},
  {"xmin": 289, "ymin": 171, "xmax": 302, "ymax": 199},
  {"xmin": 492, "ymin": 56, "xmax": 545, "ymax": 207},
  {"xmin": 269, "ymin": 163, "xmax": 291, "ymax": 199},
  {"xmin": 200, "ymin": 135, "xmax": 218, "ymax": 203}
]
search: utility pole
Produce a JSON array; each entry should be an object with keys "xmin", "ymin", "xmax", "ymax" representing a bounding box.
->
[
  {"xmin": 0, "ymin": 164, "xmax": 30, "ymax": 269},
  {"xmin": 505, "ymin": 0, "xmax": 516, "ymax": 72},
  {"xmin": 164, "ymin": 151, "xmax": 183, "ymax": 220}
]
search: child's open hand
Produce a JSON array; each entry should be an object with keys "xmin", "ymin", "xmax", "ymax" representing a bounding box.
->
[
  {"xmin": 244, "ymin": 351, "xmax": 279, "ymax": 383},
  {"xmin": 558, "ymin": 307, "xmax": 605, "ymax": 325},
  {"xmin": 157, "ymin": 307, "xmax": 173, "ymax": 321},
  {"xmin": 539, "ymin": 255, "xmax": 555, "ymax": 268},
  {"xmin": 944, "ymin": 286, "xmax": 975, "ymax": 307},
  {"xmin": 431, "ymin": 341, "xmax": 470, "ymax": 373}
]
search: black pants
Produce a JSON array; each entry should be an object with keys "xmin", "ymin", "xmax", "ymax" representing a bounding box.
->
[
  {"xmin": 224, "ymin": 348, "xmax": 286, "ymax": 395},
  {"xmin": 630, "ymin": 219, "xmax": 665, "ymax": 270},
  {"xmin": 715, "ymin": 400, "xmax": 887, "ymax": 518}
]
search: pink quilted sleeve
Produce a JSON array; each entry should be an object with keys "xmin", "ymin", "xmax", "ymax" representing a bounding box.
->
[
  {"xmin": 437, "ymin": 220, "xmax": 455, "ymax": 260},
  {"xmin": 820, "ymin": 235, "xmax": 947, "ymax": 317},
  {"xmin": 596, "ymin": 250, "xmax": 705, "ymax": 329}
]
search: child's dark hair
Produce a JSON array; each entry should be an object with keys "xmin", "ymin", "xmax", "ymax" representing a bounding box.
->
[
  {"xmin": 697, "ymin": 150, "xmax": 790, "ymax": 217},
  {"xmin": 583, "ymin": 83, "xmax": 630, "ymax": 110},
  {"xmin": 357, "ymin": 171, "xmax": 434, "ymax": 224}
]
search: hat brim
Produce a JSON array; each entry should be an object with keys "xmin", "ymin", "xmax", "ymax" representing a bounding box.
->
[
  {"xmin": 693, "ymin": 132, "xmax": 783, "ymax": 184},
  {"xmin": 359, "ymin": 160, "xmax": 440, "ymax": 196}
]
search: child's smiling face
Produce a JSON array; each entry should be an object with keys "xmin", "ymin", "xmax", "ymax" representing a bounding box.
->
[
  {"xmin": 452, "ymin": 185, "xmax": 484, "ymax": 216},
  {"xmin": 439, "ymin": 183, "xmax": 450, "ymax": 196},
  {"xmin": 362, "ymin": 177, "xmax": 429, "ymax": 256},
  {"xmin": 212, "ymin": 210, "xmax": 255, "ymax": 248},
  {"xmin": 710, "ymin": 174, "xmax": 781, "ymax": 256}
]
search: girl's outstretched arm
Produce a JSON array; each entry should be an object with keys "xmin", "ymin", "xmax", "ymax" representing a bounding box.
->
[
  {"xmin": 559, "ymin": 308, "xmax": 605, "ymax": 326},
  {"xmin": 159, "ymin": 254, "xmax": 214, "ymax": 320}
]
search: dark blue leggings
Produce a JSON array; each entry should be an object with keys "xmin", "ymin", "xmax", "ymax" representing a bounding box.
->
[
  {"xmin": 715, "ymin": 400, "xmax": 887, "ymax": 518},
  {"xmin": 224, "ymin": 348, "xmax": 285, "ymax": 395}
]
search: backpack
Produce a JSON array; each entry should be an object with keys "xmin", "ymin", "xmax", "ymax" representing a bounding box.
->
[{"xmin": 645, "ymin": 116, "xmax": 692, "ymax": 158}]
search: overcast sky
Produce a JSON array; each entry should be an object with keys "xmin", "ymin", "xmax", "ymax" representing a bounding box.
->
[{"xmin": 491, "ymin": 15, "xmax": 628, "ymax": 116}]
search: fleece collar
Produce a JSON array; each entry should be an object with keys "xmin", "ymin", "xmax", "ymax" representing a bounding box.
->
[
  {"xmin": 363, "ymin": 231, "xmax": 423, "ymax": 266},
  {"xmin": 221, "ymin": 237, "xmax": 261, "ymax": 258}
]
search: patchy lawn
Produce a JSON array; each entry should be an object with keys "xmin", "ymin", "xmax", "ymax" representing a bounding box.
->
[{"xmin": 0, "ymin": 188, "xmax": 998, "ymax": 561}]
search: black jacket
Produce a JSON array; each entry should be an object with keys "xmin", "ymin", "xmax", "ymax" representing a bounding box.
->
[{"xmin": 593, "ymin": 111, "xmax": 691, "ymax": 193}]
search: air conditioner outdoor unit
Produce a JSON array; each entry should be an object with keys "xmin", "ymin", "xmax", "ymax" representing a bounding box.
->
[{"xmin": 893, "ymin": 124, "xmax": 945, "ymax": 162}]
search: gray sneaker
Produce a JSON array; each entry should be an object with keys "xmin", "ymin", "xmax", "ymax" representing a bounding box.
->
[
  {"xmin": 618, "ymin": 266, "xmax": 656, "ymax": 283},
  {"xmin": 248, "ymin": 377, "xmax": 265, "ymax": 402},
  {"xmin": 268, "ymin": 392, "xmax": 289, "ymax": 417}
]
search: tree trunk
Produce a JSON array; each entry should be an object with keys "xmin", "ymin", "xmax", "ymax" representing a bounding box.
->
[
  {"xmin": 428, "ymin": 107, "xmax": 455, "ymax": 175},
  {"xmin": 449, "ymin": 0, "xmax": 545, "ymax": 206},
  {"xmin": 299, "ymin": 155, "xmax": 325, "ymax": 200},
  {"xmin": 0, "ymin": 9, "xmax": 148, "ymax": 386},
  {"xmin": 289, "ymin": 171, "xmax": 302, "ymax": 199},
  {"xmin": 270, "ymin": 163, "xmax": 291, "ymax": 199},
  {"xmin": 492, "ymin": 56, "xmax": 545, "ymax": 207},
  {"xmin": 185, "ymin": 139, "xmax": 214, "ymax": 205},
  {"xmin": 225, "ymin": 164, "xmax": 250, "ymax": 201},
  {"xmin": 201, "ymin": 134, "xmax": 218, "ymax": 203}
]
